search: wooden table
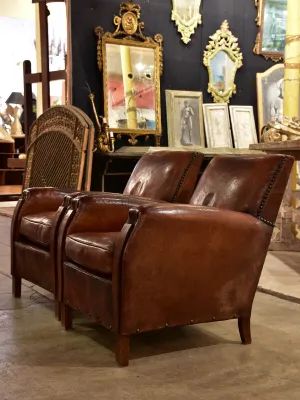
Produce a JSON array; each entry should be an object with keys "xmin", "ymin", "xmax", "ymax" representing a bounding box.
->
[{"xmin": 94, "ymin": 146, "xmax": 263, "ymax": 192}]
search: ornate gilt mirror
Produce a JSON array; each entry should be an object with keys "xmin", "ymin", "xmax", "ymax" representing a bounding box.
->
[
  {"xmin": 171, "ymin": 0, "xmax": 202, "ymax": 44},
  {"xmin": 253, "ymin": 0, "xmax": 287, "ymax": 62},
  {"xmin": 203, "ymin": 21, "xmax": 243, "ymax": 103},
  {"xmin": 95, "ymin": 0, "xmax": 163, "ymax": 146}
]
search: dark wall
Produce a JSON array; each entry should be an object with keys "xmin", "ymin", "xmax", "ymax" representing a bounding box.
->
[{"xmin": 71, "ymin": 0, "xmax": 274, "ymax": 147}]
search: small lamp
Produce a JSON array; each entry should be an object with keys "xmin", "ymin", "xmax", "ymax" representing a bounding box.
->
[{"xmin": 5, "ymin": 92, "xmax": 25, "ymax": 137}]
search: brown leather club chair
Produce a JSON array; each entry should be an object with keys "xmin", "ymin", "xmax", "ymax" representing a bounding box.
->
[
  {"xmin": 59, "ymin": 154, "xmax": 293, "ymax": 366},
  {"xmin": 11, "ymin": 150, "xmax": 204, "ymax": 315}
]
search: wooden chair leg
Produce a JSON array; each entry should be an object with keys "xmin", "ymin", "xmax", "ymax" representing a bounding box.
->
[
  {"xmin": 115, "ymin": 335, "xmax": 130, "ymax": 367},
  {"xmin": 55, "ymin": 301, "xmax": 61, "ymax": 321},
  {"xmin": 12, "ymin": 276, "xmax": 21, "ymax": 298},
  {"xmin": 238, "ymin": 317, "xmax": 252, "ymax": 345},
  {"xmin": 61, "ymin": 304, "xmax": 73, "ymax": 331}
]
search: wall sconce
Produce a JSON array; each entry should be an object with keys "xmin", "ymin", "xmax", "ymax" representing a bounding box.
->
[
  {"xmin": 171, "ymin": 0, "xmax": 202, "ymax": 44},
  {"xmin": 89, "ymin": 93, "xmax": 115, "ymax": 153}
]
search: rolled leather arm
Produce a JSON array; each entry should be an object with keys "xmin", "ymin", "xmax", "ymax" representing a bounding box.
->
[
  {"xmin": 118, "ymin": 203, "xmax": 273, "ymax": 335},
  {"xmin": 67, "ymin": 193, "xmax": 164, "ymax": 235},
  {"xmin": 19, "ymin": 187, "xmax": 79, "ymax": 216}
]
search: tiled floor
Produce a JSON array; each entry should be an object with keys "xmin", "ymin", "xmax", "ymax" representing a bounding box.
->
[{"xmin": 2, "ymin": 216, "xmax": 300, "ymax": 399}]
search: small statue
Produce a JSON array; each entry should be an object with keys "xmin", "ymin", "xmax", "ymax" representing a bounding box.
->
[{"xmin": 6, "ymin": 104, "xmax": 24, "ymax": 137}]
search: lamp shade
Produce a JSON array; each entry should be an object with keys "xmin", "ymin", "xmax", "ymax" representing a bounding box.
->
[{"xmin": 5, "ymin": 92, "xmax": 24, "ymax": 105}]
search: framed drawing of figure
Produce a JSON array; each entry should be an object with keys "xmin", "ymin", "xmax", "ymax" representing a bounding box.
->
[
  {"xmin": 166, "ymin": 90, "xmax": 205, "ymax": 148},
  {"xmin": 229, "ymin": 106, "xmax": 258, "ymax": 149},
  {"xmin": 203, "ymin": 103, "xmax": 232, "ymax": 148},
  {"xmin": 257, "ymin": 64, "xmax": 284, "ymax": 134}
]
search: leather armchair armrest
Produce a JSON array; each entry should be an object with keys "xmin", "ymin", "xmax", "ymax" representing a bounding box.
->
[
  {"xmin": 11, "ymin": 187, "xmax": 81, "ymax": 253},
  {"xmin": 18, "ymin": 187, "xmax": 79, "ymax": 216},
  {"xmin": 67, "ymin": 193, "xmax": 164, "ymax": 235},
  {"xmin": 117, "ymin": 204, "xmax": 273, "ymax": 335}
]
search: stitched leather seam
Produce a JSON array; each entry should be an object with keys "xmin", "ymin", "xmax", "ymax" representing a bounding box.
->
[
  {"xmin": 172, "ymin": 152, "xmax": 200, "ymax": 203},
  {"xmin": 19, "ymin": 235, "xmax": 49, "ymax": 247},
  {"xmin": 15, "ymin": 241, "xmax": 49, "ymax": 253},
  {"xmin": 22, "ymin": 216, "xmax": 53, "ymax": 227},
  {"xmin": 67, "ymin": 236, "xmax": 112, "ymax": 251},
  {"xmin": 256, "ymin": 156, "xmax": 287, "ymax": 227},
  {"xmin": 64, "ymin": 261, "xmax": 112, "ymax": 281}
]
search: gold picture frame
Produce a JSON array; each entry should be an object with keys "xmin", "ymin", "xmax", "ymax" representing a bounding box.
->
[
  {"xmin": 166, "ymin": 90, "xmax": 205, "ymax": 148},
  {"xmin": 203, "ymin": 20, "xmax": 243, "ymax": 104},
  {"xmin": 253, "ymin": 0, "xmax": 286, "ymax": 62},
  {"xmin": 95, "ymin": 0, "xmax": 163, "ymax": 146},
  {"xmin": 171, "ymin": 0, "xmax": 202, "ymax": 45}
]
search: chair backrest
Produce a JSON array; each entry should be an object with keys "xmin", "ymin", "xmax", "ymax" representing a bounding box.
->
[
  {"xmin": 190, "ymin": 154, "xmax": 294, "ymax": 225},
  {"xmin": 123, "ymin": 150, "xmax": 204, "ymax": 203},
  {"xmin": 23, "ymin": 105, "xmax": 94, "ymax": 191}
]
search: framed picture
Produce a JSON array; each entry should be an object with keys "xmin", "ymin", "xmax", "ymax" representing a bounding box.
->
[
  {"xmin": 256, "ymin": 64, "xmax": 284, "ymax": 134},
  {"xmin": 229, "ymin": 106, "xmax": 258, "ymax": 149},
  {"xmin": 203, "ymin": 103, "xmax": 232, "ymax": 148},
  {"xmin": 166, "ymin": 90, "xmax": 205, "ymax": 148}
]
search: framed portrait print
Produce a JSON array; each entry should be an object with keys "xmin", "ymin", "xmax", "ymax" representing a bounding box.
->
[
  {"xmin": 256, "ymin": 64, "xmax": 284, "ymax": 133},
  {"xmin": 203, "ymin": 103, "xmax": 232, "ymax": 148},
  {"xmin": 166, "ymin": 90, "xmax": 205, "ymax": 148},
  {"xmin": 229, "ymin": 106, "xmax": 258, "ymax": 149}
]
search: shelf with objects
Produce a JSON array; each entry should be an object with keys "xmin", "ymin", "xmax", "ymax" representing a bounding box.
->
[{"xmin": 0, "ymin": 93, "xmax": 26, "ymax": 199}]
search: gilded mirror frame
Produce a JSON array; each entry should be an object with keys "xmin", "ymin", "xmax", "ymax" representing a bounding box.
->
[
  {"xmin": 171, "ymin": 0, "xmax": 202, "ymax": 44},
  {"xmin": 95, "ymin": 0, "xmax": 163, "ymax": 146},
  {"xmin": 203, "ymin": 21, "xmax": 243, "ymax": 104},
  {"xmin": 253, "ymin": 0, "xmax": 286, "ymax": 62}
]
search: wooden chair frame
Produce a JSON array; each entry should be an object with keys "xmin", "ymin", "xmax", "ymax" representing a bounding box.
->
[{"xmin": 23, "ymin": 0, "xmax": 72, "ymax": 147}]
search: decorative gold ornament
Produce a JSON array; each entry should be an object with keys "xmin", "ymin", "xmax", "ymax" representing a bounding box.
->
[
  {"xmin": 253, "ymin": 0, "xmax": 285, "ymax": 62},
  {"xmin": 261, "ymin": 117, "xmax": 300, "ymax": 143},
  {"xmin": 94, "ymin": 0, "xmax": 163, "ymax": 146},
  {"xmin": 89, "ymin": 93, "xmax": 115, "ymax": 153},
  {"xmin": 171, "ymin": 0, "xmax": 202, "ymax": 45},
  {"xmin": 203, "ymin": 20, "xmax": 243, "ymax": 104}
]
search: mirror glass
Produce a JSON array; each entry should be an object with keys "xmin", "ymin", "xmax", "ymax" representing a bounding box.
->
[
  {"xmin": 210, "ymin": 51, "xmax": 235, "ymax": 94},
  {"xmin": 175, "ymin": 0, "xmax": 199, "ymax": 21},
  {"xmin": 105, "ymin": 43, "xmax": 156, "ymax": 130},
  {"xmin": 261, "ymin": 0, "xmax": 287, "ymax": 53}
]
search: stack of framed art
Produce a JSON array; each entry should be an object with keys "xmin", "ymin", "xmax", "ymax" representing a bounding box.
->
[{"xmin": 166, "ymin": 90, "xmax": 258, "ymax": 149}]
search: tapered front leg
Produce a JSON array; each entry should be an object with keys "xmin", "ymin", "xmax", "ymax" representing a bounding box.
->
[
  {"xmin": 12, "ymin": 276, "xmax": 21, "ymax": 298},
  {"xmin": 55, "ymin": 301, "xmax": 61, "ymax": 321},
  {"xmin": 238, "ymin": 317, "xmax": 252, "ymax": 345},
  {"xmin": 115, "ymin": 335, "xmax": 130, "ymax": 367},
  {"xmin": 62, "ymin": 304, "xmax": 73, "ymax": 331}
]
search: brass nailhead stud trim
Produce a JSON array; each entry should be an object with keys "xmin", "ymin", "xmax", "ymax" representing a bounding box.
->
[
  {"xmin": 136, "ymin": 329, "xmax": 140, "ymax": 333},
  {"xmin": 256, "ymin": 156, "xmax": 287, "ymax": 228},
  {"xmin": 172, "ymin": 152, "xmax": 200, "ymax": 203},
  {"xmin": 212, "ymin": 317, "xmax": 216, "ymax": 321}
]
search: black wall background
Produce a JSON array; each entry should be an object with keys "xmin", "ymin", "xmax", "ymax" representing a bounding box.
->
[{"xmin": 71, "ymin": 0, "xmax": 274, "ymax": 148}]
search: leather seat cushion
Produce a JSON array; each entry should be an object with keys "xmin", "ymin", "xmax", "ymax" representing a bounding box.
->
[
  {"xmin": 19, "ymin": 211, "xmax": 56, "ymax": 249},
  {"xmin": 65, "ymin": 232, "xmax": 119, "ymax": 276}
]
